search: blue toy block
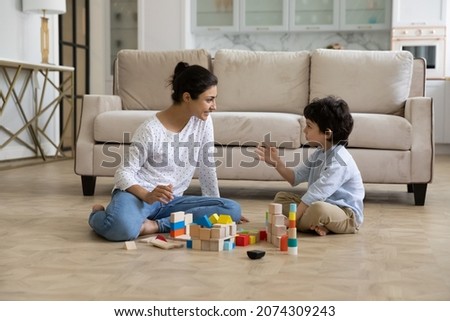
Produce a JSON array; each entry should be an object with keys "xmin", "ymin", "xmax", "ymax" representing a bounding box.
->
[
  {"xmin": 186, "ymin": 239, "xmax": 192, "ymax": 249},
  {"xmin": 195, "ymin": 215, "xmax": 213, "ymax": 228},
  {"xmin": 169, "ymin": 220, "xmax": 185, "ymax": 230}
]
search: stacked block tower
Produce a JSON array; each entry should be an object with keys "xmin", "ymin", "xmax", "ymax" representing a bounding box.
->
[
  {"xmin": 287, "ymin": 203, "xmax": 298, "ymax": 256},
  {"xmin": 170, "ymin": 211, "xmax": 237, "ymax": 251},
  {"xmin": 266, "ymin": 203, "xmax": 287, "ymax": 248}
]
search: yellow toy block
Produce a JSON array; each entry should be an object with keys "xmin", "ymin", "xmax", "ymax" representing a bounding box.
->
[
  {"xmin": 209, "ymin": 213, "xmax": 220, "ymax": 224},
  {"xmin": 249, "ymin": 235, "xmax": 256, "ymax": 245},
  {"xmin": 218, "ymin": 214, "xmax": 233, "ymax": 224}
]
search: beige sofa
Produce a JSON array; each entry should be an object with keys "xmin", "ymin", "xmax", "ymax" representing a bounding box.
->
[{"xmin": 75, "ymin": 48, "xmax": 433, "ymax": 205}]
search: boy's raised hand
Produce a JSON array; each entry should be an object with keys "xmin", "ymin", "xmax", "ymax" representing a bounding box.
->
[{"xmin": 255, "ymin": 143, "xmax": 279, "ymax": 167}]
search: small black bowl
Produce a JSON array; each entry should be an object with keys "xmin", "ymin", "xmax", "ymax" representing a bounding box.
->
[{"xmin": 247, "ymin": 250, "xmax": 266, "ymax": 260}]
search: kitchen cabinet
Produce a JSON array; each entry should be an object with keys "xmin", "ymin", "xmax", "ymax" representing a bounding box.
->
[
  {"xmin": 289, "ymin": 0, "xmax": 339, "ymax": 31},
  {"xmin": 341, "ymin": 0, "xmax": 391, "ymax": 30},
  {"xmin": 191, "ymin": 0, "xmax": 391, "ymax": 33},
  {"xmin": 392, "ymin": 0, "xmax": 447, "ymax": 27},
  {"xmin": 191, "ymin": 0, "xmax": 239, "ymax": 33},
  {"xmin": 240, "ymin": 0, "xmax": 289, "ymax": 32}
]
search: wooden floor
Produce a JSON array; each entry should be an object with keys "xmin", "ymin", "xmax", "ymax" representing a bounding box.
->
[{"xmin": 0, "ymin": 156, "xmax": 450, "ymax": 301}]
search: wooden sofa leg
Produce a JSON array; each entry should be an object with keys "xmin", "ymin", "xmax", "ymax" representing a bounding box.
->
[
  {"xmin": 407, "ymin": 184, "xmax": 413, "ymax": 193},
  {"xmin": 411, "ymin": 183, "xmax": 427, "ymax": 206},
  {"xmin": 81, "ymin": 176, "xmax": 97, "ymax": 196}
]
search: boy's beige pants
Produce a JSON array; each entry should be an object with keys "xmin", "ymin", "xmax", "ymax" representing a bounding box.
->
[{"xmin": 273, "ymin": 191, "xmax": 359, "ymax": 234}]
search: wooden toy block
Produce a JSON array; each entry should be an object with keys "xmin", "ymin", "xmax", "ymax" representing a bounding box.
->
[
  {"xmin": 211, "ymin": 227, "xmax": 225, "ymax": 239},
  {"xmin": 259, "ymin": 230, "xmax": 267, "ymax": 241},
  {"xmin": 201, "ymin": 240, "xmax": 211, "ymax": 251},
  {"xmin": 272, "ymin": 224, "xmax": 287, "ymax": 236},
  {"xmin": 249, "ymin": 235, "xmax": 256, "ymax": 245},
  {"xmin": 138, "ymin": 236, "xmax": 156, "ymax": 244},
  {"xmin": 184, "ymin": 213, "xmax": 193, "ymax": 224},
  {"xmin": 267, "ymin": 232, "xmax": 272, "ymax": 243},
  {"xmin": 223, "ymin": 240, "xmax": 234, "ymax": 251},
  {"xmin": 218, "ymin": 214, "xmax": 233, "ymax": 224},
  {"xmin": 229, "ymin": 222, "xmax": 237, "ymax": 236},
  {"xmin": 170, "ymin": 211, "xmax": 185, "ymax": 223},
  {"xmin": 170, "ymin": 220, "xmax": 185, "ymax": 230},
  {"xmin": 190, "ymin": 224, "xmax": 201, "ymax": 239},
  {"xmin": 289, "ymin": 220, "xmax": 296, "ymax": 228},
  {"xmin": 249, "ymin": 230, "xmax": 260, "ymax": 242},
  {"xmin": 209, "ymin": 213, "xmax": 220, "ymax": 224},
  {"xmin": 149, "ymin": 238, "xmax": 184, "ymax": 250},
  {"xmin": 288, "ymin": 246, "xmax": 298, "ymax": 256},
  {"xmin": 268, "ymin": 203, "xmax": 282, "ymax": 214},
  {"xmin": 288, "ymin": 228, "xmax": 297, "ymax": 239},
  {"xmin": 192, "ymin": 239, "xmax": 202, "ymax": 250},
  {"xmin": 280, "ymin": 235, "xmax": 288, "ymax": 251},
  {"xmin": 172, "ymin": 234, "xmax": 191, "ymax": 241},
  {"xmin": 236, "ymin": 234, "xmax": 249, "ymax": 246},
  {"xmin": 186, "ymin": 239, "xmax": 192, "ymax": 249},
  {"xmin": 213, "ymin": 224, "xmax": 230, "ymax": 237},
  {"xmin": 289, "ymin": 212, "xmax": 296, "ymax": 221},
  {"xmin": 170, "ymin": 228, "xmax": 186, "ymax": 238},
  {"xmin": 273, "ymin": 214, "xmax": 285, "ymax": 225},
  {"xmin": 196, "ymin": 215, "xmax": 213, "ymax": 228},
  {"xmin": 272, "ymin": 235, "xmax": 281, "ymax": 247},
  {"xmin": 199, "ymin": 228, "xmax": 211, "ymax": 240},
  {"xmin": 288, "ymin": 238, "xmax": 298, "ymax": 247},
  {"xmin": 124, "ymin": 241, "xmax": 137, "ymax": 250},
  {"xmin": 185, "ymin": 224, "xmax": 190, "ymax": 236},
  {"xmin": 156, "ymin": 234, "xmax": 167, "ymax": 242},
  {"xmin": 210, "ymin": 239, "xmax": 224, "ymax": 252}
]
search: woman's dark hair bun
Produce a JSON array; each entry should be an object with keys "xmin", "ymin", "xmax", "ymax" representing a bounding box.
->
[{"xmin": 173, "ymin": 62, "xmax": 190, "ymax": 79}]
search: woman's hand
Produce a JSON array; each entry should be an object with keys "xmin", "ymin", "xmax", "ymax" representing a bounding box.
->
[
  {"xmin": 255, "ymin": 143, "xmax": 280, "ymax": 167},
  {"xmin": 142, "ymin": 184, "xmax": 174, "ymax": 204}
]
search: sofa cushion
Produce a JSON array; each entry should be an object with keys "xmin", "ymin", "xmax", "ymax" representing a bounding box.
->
[
  {"xmin": 348, "ymin": 113, "xmax": 412, "ymax": 150},
  {"xmin": 310, "ymin": 49, "xmax": 413, "ymax": 115},
  {"xmin": 114, "ymin": 49, "xmax": 211, "ymax": 110},
  {"xmin": 213, "ymin": 49, "xmax": 310, "ymax": 114},
  {"xmin": 212, "ymin": 112, "xmax": 302, "ymax": 148},
  {"xmin": 94, "ymin": 111, "xmax": 156, "ymax": 143}
]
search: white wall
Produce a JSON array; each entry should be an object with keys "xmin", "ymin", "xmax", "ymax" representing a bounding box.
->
[{"xmin": 0, "ymin": 0, "xmax": 61, "ymax": 160}]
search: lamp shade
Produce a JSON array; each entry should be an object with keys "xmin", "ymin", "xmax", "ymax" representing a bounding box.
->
[{"xmin": 22, "ymin": 0, "xmax": 66, "ymax": 15}]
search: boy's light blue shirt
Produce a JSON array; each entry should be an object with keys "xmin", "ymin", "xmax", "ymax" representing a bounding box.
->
[{"xmin": 293, "ymin": 145, "xmax": 365, "ymax": 226}]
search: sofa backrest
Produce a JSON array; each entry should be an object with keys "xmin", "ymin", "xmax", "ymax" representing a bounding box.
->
[
  {"xmin": 310, "ymin": 49, "xmax": 414, "ymax": 115},
  {"xmin": 213, "ymin": 49, "xmax": 310, "ymax": 114},
  {"xmin": 114, "ymin": 49, "xmax": 212, "ymax": 110}
]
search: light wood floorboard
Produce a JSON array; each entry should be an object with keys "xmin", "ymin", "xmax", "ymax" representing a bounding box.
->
[{"xmin": 0, "ymin": 156, "xmax": 449, "ymax": 300}]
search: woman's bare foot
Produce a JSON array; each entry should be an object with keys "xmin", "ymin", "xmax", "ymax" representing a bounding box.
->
[
  {"xmin": 310, "ymin": 225, "xmax": 329, "ymax": 236},
  {"xmin": 139, "ymin": 219, "xmax": 159, "ymax": 236},
  {"xmin": 238, "ymin": 216, "xmax": 250, "ymax": 224},
  {"xmin": 92, "ymin": 204, "xmax": 105, "ymax": 213}
]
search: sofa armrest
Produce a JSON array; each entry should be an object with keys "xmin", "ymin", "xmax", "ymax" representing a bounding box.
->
[
  {"xmin": 404, "ymin": 97, "xmax": 434, "ymax": 183},
  {"xmin": 75, "ymin": 94, "xmax": 123, "ymax": 176}
]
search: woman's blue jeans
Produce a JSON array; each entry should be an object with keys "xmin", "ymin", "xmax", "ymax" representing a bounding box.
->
[{"xmin": 88, "ymin": 189, "xmax": 242, "ymax": 241}]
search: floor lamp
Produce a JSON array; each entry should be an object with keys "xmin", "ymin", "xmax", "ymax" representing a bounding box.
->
[{"xmin": 22, "ymin": 0, "xmax": 66, "ymax": 64}]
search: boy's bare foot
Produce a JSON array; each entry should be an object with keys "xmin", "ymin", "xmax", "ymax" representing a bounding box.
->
[
  {"xmin": 92, "ymin": 204, "xmax": 105, "ymax": 213},
  {"xmin": 311, "ymin": 225, "xmax": 329, "ymax": 236},
  {"xmin": 140, "ymin": 219, "xmax": 159, "ymax": 236}
]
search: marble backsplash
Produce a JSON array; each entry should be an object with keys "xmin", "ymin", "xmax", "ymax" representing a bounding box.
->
[{"xmin": 194, "ymin": 30, "xmax": 391, "ymax": 56}]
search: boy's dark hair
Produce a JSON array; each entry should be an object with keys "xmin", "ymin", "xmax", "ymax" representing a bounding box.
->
[
  {"xmin": 169, "ymin": 62, "xmax": 218, "ymax": 103},
  {"xmin": 304, "ymin": 96, "xmax": 353, "ymax": 146}
]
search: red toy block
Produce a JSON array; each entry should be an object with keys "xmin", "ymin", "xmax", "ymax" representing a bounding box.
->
[
  {"xmin": 280, "ymin": 234, "xmax": 288, "ymax": 252},
  {"xmin": 259, "ymin": 230, "xmax": 267, "ymax": 241},
  {"xmin": 235, "ymin": 234, "xmax": 250, "ymax": 246},
  {"xmin": 156, "ymin": 234, "xmax": 167, "ymax": 242}
]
